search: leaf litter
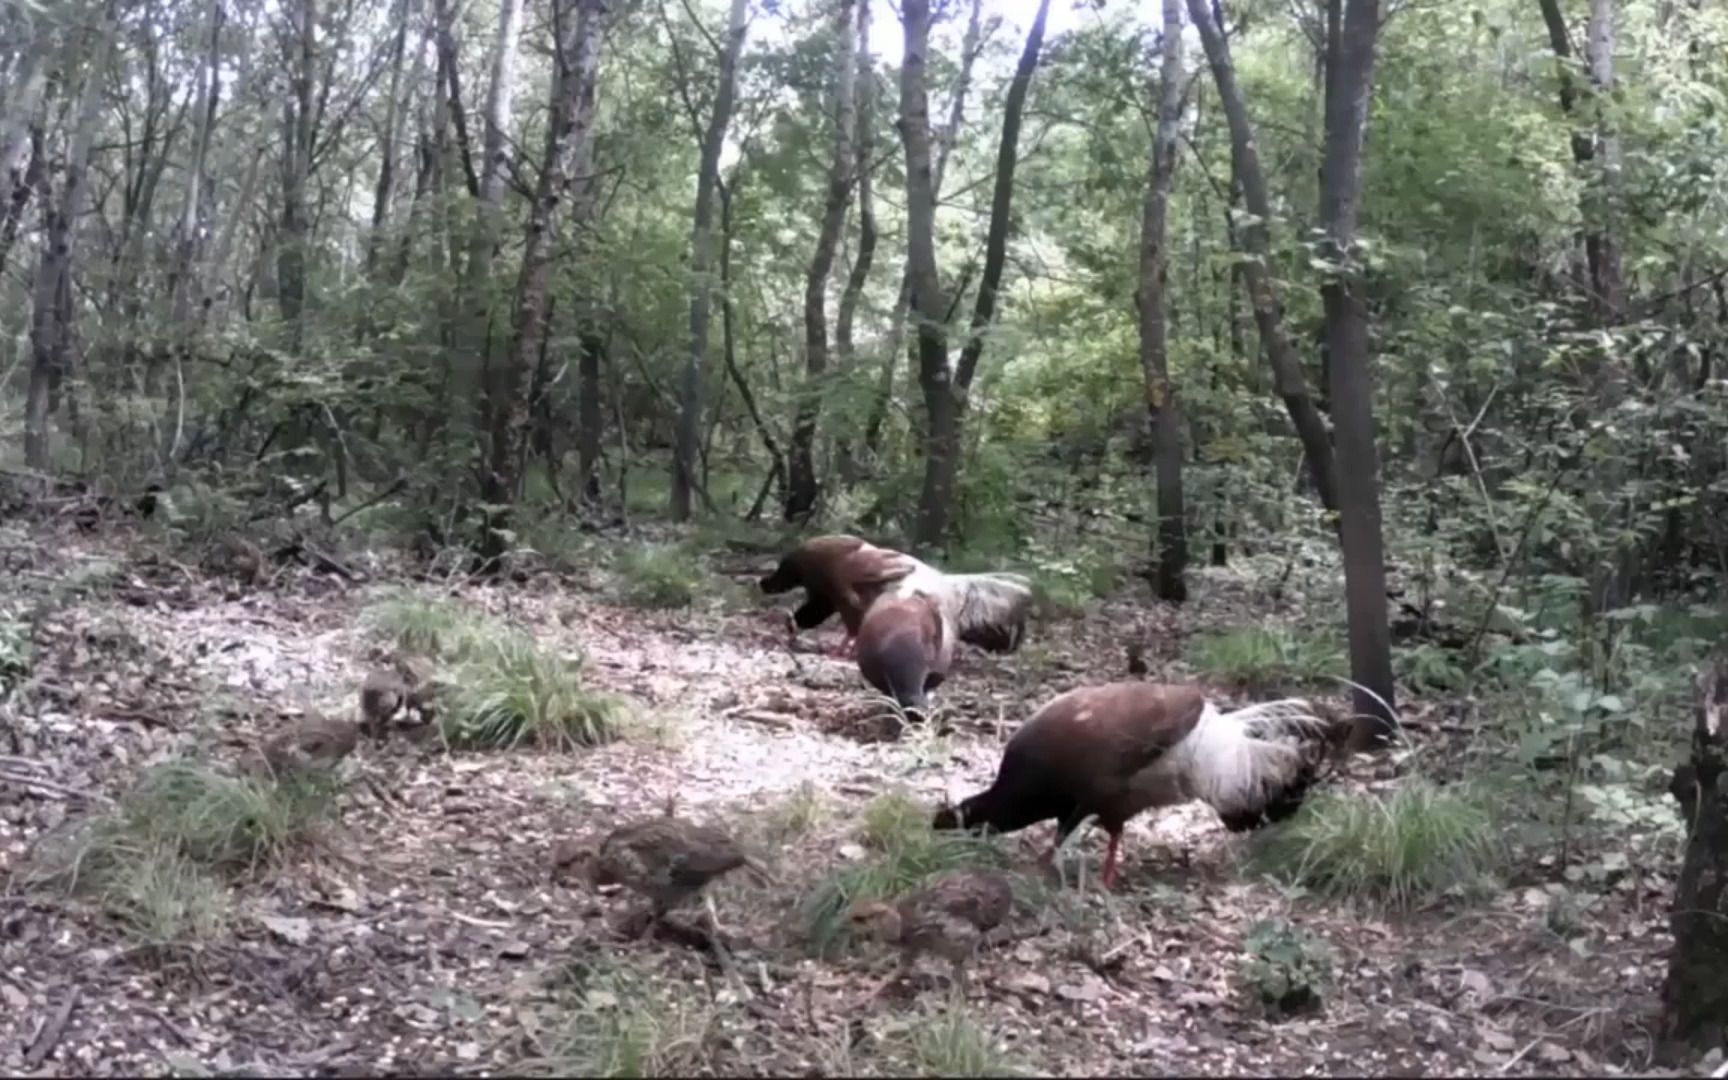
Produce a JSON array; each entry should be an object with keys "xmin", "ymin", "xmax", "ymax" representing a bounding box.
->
[{"xmin": 0, "ymin": 520, "xmax": 1688, "ymax": 1076}]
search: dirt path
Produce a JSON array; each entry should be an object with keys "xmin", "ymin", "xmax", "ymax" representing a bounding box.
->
[{"xmin": 0, "ymin": 525, "xmax": 1683, "ymax": 1076}]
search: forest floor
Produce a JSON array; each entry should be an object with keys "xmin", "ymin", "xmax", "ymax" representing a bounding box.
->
[{"xmin": 0, "ymin": 516, "xmax": 1695, "ymax": 1077}]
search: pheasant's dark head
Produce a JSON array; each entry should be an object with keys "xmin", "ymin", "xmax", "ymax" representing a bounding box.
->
[{"xmin": 759, "ymin": 553, "xmax": 804, "ymax": 595}]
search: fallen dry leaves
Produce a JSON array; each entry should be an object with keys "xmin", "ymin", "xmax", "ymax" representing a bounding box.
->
[{"xmin": 0, "ymin": 520, "xmax": 1692, "ymax": 1076}]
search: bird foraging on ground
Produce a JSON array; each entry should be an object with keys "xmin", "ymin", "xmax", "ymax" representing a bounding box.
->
[
  {"xmin": 256, "ymin": 712, "xmax": 359, "ymax": 779},
  {"xmin": 879, "ymin": 559, "xmax": 1035, "ymax": 656},
  {"xmin": 759, "ymin": 535, "xmax": 919, "ymax": 657},
  {"xmin": 358, "ymin": 656, "xmax": 439, "ymax": 738},
  {"xmin": 854, "ymin": 591, "xmax": 952, "ymax": 722},
  {"xmin": 931, "ymin": 682, "xmax": 1333, "ymax": 890},
  {"xmin": 552, "ymin": 815, "xmax": 764, "ymax": 935},
  {"xmin": 847, "ymin": 869, "xmax": 1014, "ymax": 999}
]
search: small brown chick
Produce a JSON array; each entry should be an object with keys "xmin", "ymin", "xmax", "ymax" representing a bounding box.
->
[
  {"xmin": 555, "ymin": 815, "xmax": 758, "ymax": 932},
  {"xmin": 359, "ymin": 658, "xmax": 440, "ymax": 737},
  {"xmin": 359, "ymin": 668, "xmax": 409, "ymax": 737},
  {"xmin": 258, "ymin": 713, "xmax": 359, "ymax": 779},
  {"xmin": 847, "ymin": 869, "xmax": 1013, "ymax": 999}
]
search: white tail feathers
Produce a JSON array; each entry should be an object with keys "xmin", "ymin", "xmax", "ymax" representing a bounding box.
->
[
  {"xmin": 1164, "ymin": 698, "xmax": 1330, "ymax": 817},
  {"xmin": 891, "ymin": 562, "xmax": 1033, "ymax": 652}
]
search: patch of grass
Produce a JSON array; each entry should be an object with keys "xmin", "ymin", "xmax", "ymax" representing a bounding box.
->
[
  {"xmin": 95, "ymin": 841, "xmax": 233, "ymax": 948},
  {"xmin": 116, "ymin": 760, "xmax": 340, "ymax": 871},
  {"xmin": 761, "ymin": 781, "xmax": 829, "ymax": 846},
  {"xmin": 1251, "ymin": 779, "xmax": 1500, "ymax": 910},
  {"xmin": 612, "ymin": 544, "xmax": 704, "ymax": 610},
  {"xmin": 443, "ymin": 630, "xmax": 632, "ymax": 751},
  {"xmin": 1187, "ymin": 625, "xmax": 1346, "ymax": 691},
  {"xmin": 29, "ymin": 759, "xmax": 337, "ymax": 945},
  {"xmin": 364, "ymin": 589, "xmax": 493, "ymax": 662},
  {"xmin": 532, "ymin": 957, "xmax": 718, "ymax": 1077},
  {"xmin": 883, "ymin": 1001, "xmax": 1023, "ymax": 1076},
  {"xmin": 798, "ymin": 791, "xmax": 1014, "ymax": 953}
]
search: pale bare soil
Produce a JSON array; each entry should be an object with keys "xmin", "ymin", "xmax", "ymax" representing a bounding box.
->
[{"xmin": 0, "ymin": 519, "xmax": 1685, "ymax": 1077}]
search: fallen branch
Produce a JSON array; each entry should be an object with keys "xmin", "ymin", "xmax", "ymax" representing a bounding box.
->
[{"xmin": 0, "ymin": 770, "xmax": 115, "ymax": 806}]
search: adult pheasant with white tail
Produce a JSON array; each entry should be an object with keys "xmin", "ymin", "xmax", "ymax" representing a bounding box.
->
[
  {"xmin": 931, "ymin": 682, "xmax": 1335, "ymax": 889},
  {"xmin": 852, "ymin": 560, "xmax": 1036, "ymax": 717}
]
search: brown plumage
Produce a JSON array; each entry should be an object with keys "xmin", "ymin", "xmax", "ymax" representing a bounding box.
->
[
  {"xmin": 358, "ymin": 658, "xmax": 438, "ymax": 738},
  {"xmin": 932, "ymin": 682, "xmax": 1330, "ymax": 890},
  {"xmin": 847, "ymin": 869, "xmax": 1014, "ymax": 997},
  {"xmin": 257, "ymin": 712, "xmax": 359, "ymax": 779},
  {"xmin": 854, "ymin": 591, "xmax": 952, "ymax": 719},
  {"xmin": 759, "ymin": 535, "xmax": 917, "ymax": 656},
  {"xmin": 1125, "ymin": 641, "xmax": 1149, "ymax": 676},
  {"xmin": 553, "ymin": 815, "xmax": 758, "ymax": 925}
]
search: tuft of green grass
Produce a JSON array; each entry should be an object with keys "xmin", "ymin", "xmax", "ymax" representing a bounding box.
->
[
  {"xmin": 27, "ymin": 758, "xmax": 337, "ymax": 945},
  {"xmin": 443, "ymin": 630, "xmax": 631, "ymax": 751},
  {"xmin": 95, "ymin": 840, "xmax": 232, "ymax": 948},
  {"xmin": 612, "ymin": 545, "xmax": 704, "ymax": 610},
  {"xmin": 1187, "ymin": 625, "xmax": 1346, "ymax": 691},
  {"xmin": 531, "ymin": 958, "xmax": 717, "ymax": 1077},
  {"xmin": 761, "ymin": 781, "xmax": 829, "ymax": 846},
  {"xmin": 799, "ymin": 791, "xmax": 1014, "ymax": 952},
  {"xmin": 886, "ymin": 1001, "xmax": 1024, "ymax": 1076},
  {"xmin": 1250, "ymin": 779, "xmax": 1499, "ymax": 910},
  {"xmin": 364, "ymin": 589, "xmax": 492, "ymax": 661}
]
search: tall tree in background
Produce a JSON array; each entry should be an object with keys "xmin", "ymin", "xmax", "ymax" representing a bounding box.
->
[
  {"xmin": 901, "ymin": 0, "xmax": 1051, "ymax": 551},
  {"xmin": 672, "ymin": 0, "xmax": 751, "ymax": 522},
  {"xmin": 1136, "ymin": 0, "xmax": 1189, "ymax": 603},
  {"xmin": 478, "ymin": 0, "xmax": 608, "ymax": 559},
  {"xmin": 1188, "ymin": 0, "xmax": 1340, "ymax": 511},
  {"xmin": 277, "ymin": 0, "xmax": 318, "ymax": 352},
  {"xmin": 787, "ymin": 0, "xmax": 859, "ymax": 522},
  {"xmin": 24, "ymin": 3, "xmax": 117, "ymax": 469},
  {"xmin": 862, "ymin": 0, "xmax": 980, "ymax": 473},
  {"xmin": 832, "ymin": 0, "xmax": 875, "ymax": 486},
  {"xmin": 1317, "ymin": 0, "xmax": 1393, "ymax": 742}
]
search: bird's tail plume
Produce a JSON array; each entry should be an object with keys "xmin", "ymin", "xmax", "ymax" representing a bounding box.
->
[
  {"xmin": 901, "ymin": 567, "xmax": 1034, "ymax": 653},
  {"xmin": 1173, "ymin": 697, "xmax": 1331, "ymax": 825}
]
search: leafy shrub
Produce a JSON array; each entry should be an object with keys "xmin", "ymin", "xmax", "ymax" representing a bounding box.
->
[
  {"xmin": 1251, "ymin": 780, "xmax": 1499, "ymax": 910},
  {"xmin": 1239, "ymin": 918, "xmax": 1333, "ymax": 1018}
]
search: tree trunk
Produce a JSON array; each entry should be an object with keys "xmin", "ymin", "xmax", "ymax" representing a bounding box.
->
[
  {"xmin": 862, "ymin": 0, "xmax": 980, "ymax": 471},
  {"xmin": 277, "ymin": 0, "xmax": 317, "ymax": 351},
  {"xmin": 787, "ymin": 0, "xmax": 858, "ymax": 522},
  {"xmin": 0, "ymin": 30, "xmax": 51, "ymax": 277},
  {"xmin": 671, "ymin": 0, "xmax": 750, "ymax": 521},
  {"xmin": 1137, "ymin": 0, "xmax": 1189, "ymax": 603},
  {"xmin": 365, "ymin": 0, "xmax": 415, "ymax": 278},
  {"xmin": 24, "ymin": 5, "xmax": 115, "ymax": 471},
  {"xmin": 167, "ymin": 0, "xmax": 224, "ymax": 331},
  {"xmin": 719, "ymin": 173, "xmax": 786, "ymax": 513},
  {"xmin": 1187, "ymin": 0, "xmax": 1341, "ymax": 512},
  {"xmin": 1317, "ymin": 0, "xmax": 1394, "ymax": 743},
  {"xmin": 833, "ymin": 0, "xmax": 874, "ymax": 487},
  {"xmin": 1662, "ymin": 661, "xmax": 1728, "ymax": 1059},
  {"xmin": 478, "ymin": 0, "xmax": 608, "ymax": 558},
  {"xmin": 908, "ymin": 0, "xmax": 1050, "ymax": 551},
  {"xmin": 462, "ymin": 0, "xmax": 525, "ymax": 426}
]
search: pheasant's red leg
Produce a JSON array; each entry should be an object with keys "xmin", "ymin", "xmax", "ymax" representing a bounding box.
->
[
  {"xmin": 831, "ymin": 633, "xmax": 856, "ymax": 659},
  {"xmin": 1100, "ymin": 830, "xmax": 1122, "ymax": 891}
]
